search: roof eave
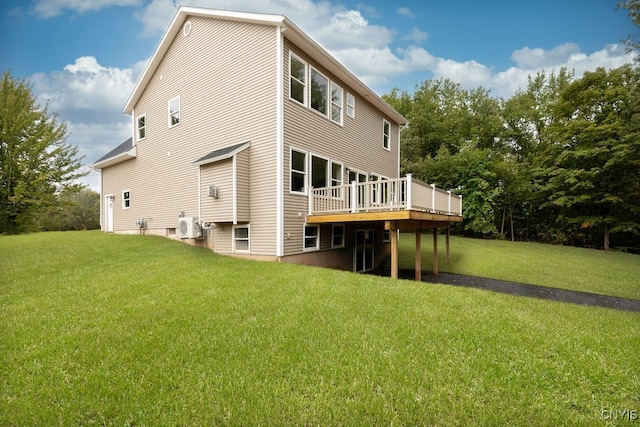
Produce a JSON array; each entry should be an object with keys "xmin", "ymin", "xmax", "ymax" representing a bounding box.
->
[{"xmin": 92, "ymin": 146, "xmax": 137, "ymax": 170}]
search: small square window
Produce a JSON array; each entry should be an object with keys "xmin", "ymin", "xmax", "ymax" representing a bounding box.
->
[
  {"xmin": 304, "ymin": 225, "xmax": 319, "ymax": 251},
  {"xmin": 122, "ymin": 190, "xmax": 131, "ymax": 209}
]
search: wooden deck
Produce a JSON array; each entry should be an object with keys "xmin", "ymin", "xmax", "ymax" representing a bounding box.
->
[{"xmin": 306, "ymin": 175, "xmax": 463, "ymax": 280}]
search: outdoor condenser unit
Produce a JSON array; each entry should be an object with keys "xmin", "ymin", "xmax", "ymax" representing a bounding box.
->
[{"xmin": 177, "ymin": 217, "xmax": 202, "ymax": 239}]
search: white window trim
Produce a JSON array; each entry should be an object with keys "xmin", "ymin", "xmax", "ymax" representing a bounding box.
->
[
  {"xmin": 136, "ymin": 113, "xmax": 146, "ymax": 141},
  {"xmin": 232, "ymin": 225, "xmax": 250, "ymax": 253},
  {"xmin": 303, "ymin": 225, "xmax": 320, "ymax": 252},
  {"xmin": 309, "ymin": 66, "xmax": 329, "ymax": 118},
  {"xmin": 383, "ymin": 119, "xmax": 391, "ymax": 151},
  {"xmin": 122, "ymin": 189, "xmax": 131, "ymax": 210},
  {"xmin": 346, "ymin": 93, "xmax": 355, "ymax": 118},
  {"xmin": 289, "ymin": 52, "xmax": 307, "ymax": 106},
  {"xmin": 310, "ymin": 153, "xmax": 330, "ymax": 190},
  {"xmin": 330, "ymin": 81, "xmax": 343, "ymax": 126},
  {"xmin": 290, "ymin": 147, "xmax": 308, "ymax": 195},
  {"xmin": 168, "ymin": 95, "xmax": 180, "ymax": 128},
  {"xmin": 332, "ymin": 224, "xmax": 345, "ymax": 249}
]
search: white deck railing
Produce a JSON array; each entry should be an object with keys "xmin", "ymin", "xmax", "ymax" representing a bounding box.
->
[{"xmin": 309, "ymin": 174, "xmax": 462, "ymax": 216}]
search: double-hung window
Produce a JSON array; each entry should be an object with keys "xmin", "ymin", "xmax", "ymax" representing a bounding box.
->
[
  {"xmin": 136, "ymin": 114, "xmax": 146, "ymax": 140},
  {"xmin": 331, "ymin": 82, "xmax": 343, "ymax": 125},
  {"xmin": 304, "ymin": 225, "xmax": 319, "ymax": 251},
  {"xmin": 233, "ymin": 226, "xmax": 250, "ymax": 253},
  {"xmin": 332, "ymin": 224, "xmax": 345, "ymax": 248},
  {"xmin": 346, "ymin": 93, "xmax": 355, "ymax": 118},
  {"xmin": 331, "ymin": 161, "xmax": 343, "ymax": 197},
  {"xmin": 122, "ymin": 190, "xmax": 131, "ymax": 209},
  {"xmin": 168, "ymin": 96, "xmax": 180, "ymax": 127},
  {"xmin": 290, "ymin": 54, "xmax": 307, "ymax": 105},
  {"xmin": 310, "ymin": 67, "xmax": 328, "ymax": 115},
  {"xmin": 383, "ymin": 119, "xmax": 390, "ymax": 150},
  {"xmin": 290, "ymin": 149, "xmax": 307, "ymax": 194}
]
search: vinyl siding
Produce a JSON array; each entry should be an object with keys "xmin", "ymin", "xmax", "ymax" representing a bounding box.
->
[
  {"xmin": 107, "ymin": 16, "xmax": 278, "ymax": 255},
  {"xmin": 200, "ymin": 158, "xmax": 233, "ymax": 223},
  {"xmin": 235, "ymin": 148, "xmax": 250, "ymax": 223},
  {"xmin": 281, "ymin": 40, "xmax": 401, "ymax": 256}
]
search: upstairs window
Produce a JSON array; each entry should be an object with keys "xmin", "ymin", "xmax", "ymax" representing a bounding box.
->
[
  {"xmin": 331, "ymin": 82, "xmax": 343, "ymax": 125},
  {"xmin": 311, "ymin": 155, "xmax": 328, "ymax": 188},
  {"xmin": 168, "ymin": 96, "xmax": 180, "ymax": 127},
  {"xmin": 290, "ymin": 54, "xmax": 307, "ymax": 105},
  {"xmin": 136, "ymin": 114, "xmax": 146, "ymax": 141},
  {"xmin": 310, "ymin": 67, "xmax": 328, "ymax": 115},
  {"xmin": 346, "ymin": 93, "xmax": 355, "ymax": 118},
  {"xmin": 383, "ymin": 119, "xmax": 390, "ymax": 150}
]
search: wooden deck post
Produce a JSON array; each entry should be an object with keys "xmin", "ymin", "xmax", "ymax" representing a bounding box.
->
[
  {"xmin": 433, "ymin": 228, "xmax": 439, "ymax": 277},
  {"xmin": 390, "ymin": 223, "xmax": 398, "ymax": 279},
  {"xmin": 446, "ymin": 223, "xmax": 450, "ymax": 265},
  {"xmin": 415, "ymin": 227, "xmax": 422, "ymax": 281}
]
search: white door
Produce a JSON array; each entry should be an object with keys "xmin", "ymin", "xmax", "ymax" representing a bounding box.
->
[{"xmin": 105, "ymin": 195, "xmax": 114, "ymax": 232}]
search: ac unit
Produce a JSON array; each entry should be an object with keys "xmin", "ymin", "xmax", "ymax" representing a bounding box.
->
[{"xmin": 178, "ymin": 217, "xmax": 202, "ymax": 239}]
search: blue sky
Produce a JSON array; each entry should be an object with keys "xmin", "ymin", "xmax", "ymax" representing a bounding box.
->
[{"xmin": 1, "ymin": 0, "xmax": 637, "ymax": 190}]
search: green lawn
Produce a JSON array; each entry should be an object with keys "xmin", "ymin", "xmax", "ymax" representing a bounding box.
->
[
  {"xmin": 1, "ymin": 231, "xmax": 639, "ymax": 425},
  {"xmin": 399, "ymin": 233, "xmax": 640, "ymax": 300}
]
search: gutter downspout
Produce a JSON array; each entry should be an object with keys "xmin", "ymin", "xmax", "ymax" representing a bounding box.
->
[{"xmin": 276, "ymin": 25, "xmax": 285, "ymax": 258}]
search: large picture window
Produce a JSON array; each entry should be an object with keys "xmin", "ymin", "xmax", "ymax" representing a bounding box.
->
[
  {"xmin": 311, "ymin": 155, "xmax": 328, "ymax": 189},
  {"xmin": 310, "ymin": 67, "xmax": 328, "ymax": 115},
  {"xmin": 290, "ymin": 54, "xmax": 306, "ymax": 105},
  {"xmin": 290, "ymin": 148, "xmax": 307, "ymax": 194}
]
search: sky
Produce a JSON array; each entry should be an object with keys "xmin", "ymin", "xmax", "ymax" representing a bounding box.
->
[{"xmin": 1, "ymin": 0, "xmax": 637, "ymax": 191}]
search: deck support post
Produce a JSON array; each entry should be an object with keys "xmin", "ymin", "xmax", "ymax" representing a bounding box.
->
[
  {"xmin": 446, "ymin": 223, "xmax": 450, "ymax": 265},
  {"xmin": 389, "ymin": 222, "xmax": 399, "ymax": 279},
  {"xmin": 415, "ymin": 226, "xmax": 422, "ymax": 281},
  {"xmin": 433, "ymin": 227, "xmax": 439, "ymax": 277}
]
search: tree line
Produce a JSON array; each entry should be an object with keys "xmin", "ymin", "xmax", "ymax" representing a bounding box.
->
[{"xmin": 383, "ymin": 64, "xmax": 640, "ymax": 251}]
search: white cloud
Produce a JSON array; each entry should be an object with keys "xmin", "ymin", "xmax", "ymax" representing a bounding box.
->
[
  {"xmin": 511, "ymin": 42, "xmax": 581, "ymax": 68},
  {"xmin": 397, "ymin": 7, "xmax": 415, "ymax": 18},
  {"xmin": 29, "ymin": 57, "xmax": 135, "ymax": 185},
  {"xmin": 31, "ymin": 0, "xmax": 141, "ymax": 18},
  {"xmin": 403, "ymin": 27, "xmax": 428, "ymax": 44}
]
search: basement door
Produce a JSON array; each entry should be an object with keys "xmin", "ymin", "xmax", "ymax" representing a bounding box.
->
[
  {"xmin": 354, "ymin": 229, "xmax": 374, "ymax": 273},
  {"xmin": 105, "ymin": 195, "xmax": 114, "ymax": 232}
]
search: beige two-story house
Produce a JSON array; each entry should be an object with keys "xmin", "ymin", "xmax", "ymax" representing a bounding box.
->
[{"xmin": 93, "ymin": 6, "xmax": 462, "ymax": 277}]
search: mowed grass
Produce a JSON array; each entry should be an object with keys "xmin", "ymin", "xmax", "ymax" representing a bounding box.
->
[
  {"xmin": 1, "ymin": 231, "xmax": 639, "ymax": 425},
  {"xmin": 399, "ymin": 233, "xmax": 640, "ymax": 300}
]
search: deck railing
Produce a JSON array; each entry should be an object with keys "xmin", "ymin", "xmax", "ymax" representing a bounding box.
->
[{"xmin": 309, "ymin": 174, "xmax": 462, "ymax": 216}]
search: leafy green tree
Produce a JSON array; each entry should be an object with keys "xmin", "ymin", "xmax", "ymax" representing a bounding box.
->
[
  {"xmin": 618, "ymin": 0, "xmax": 640, "ymax": 59},
  {"xmin": 542, "ymin": 65, "xmax": 640, "ymax": 250},
  {"xmin": 0, "ymin": 71, "xmax": 86, "ymax": 234},
  {"xmin": 38, "ymin": 188, "xmax": 100, "ymax": 231}
]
